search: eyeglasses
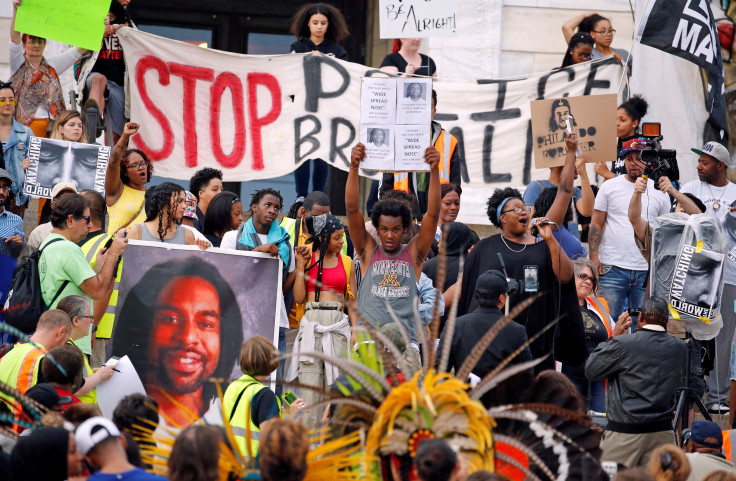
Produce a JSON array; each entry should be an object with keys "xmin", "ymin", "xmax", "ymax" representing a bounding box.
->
[
  {"xmin": 501, "ymin": 207, "xmax": 532, "ymax": 214},
  {"xmin": 573, "ymin": 50, "xmax": 592, "ymax": 60},
  {"xmin": 26, "ymin": 37, "xmax": 45, "ymax": 45},
  {"xmin": 592, "ymin": 29, "xmax": 616, "ymax": 35},
  {"xmin": 576, "ymin": 273, "xmax": 595, "ymax": 283},
  {"xmin": 0, "ymin": 98, "xmax": 17, "ymax": 106},
  {"xmin": 0, "ymin": 185, "xmax": 10, "ymax": 192},
  {"xmin": 82, "ymin": 216, "xmax": 91, "ymax": 223},
  {"xmin": 125, "ymin": 161, "xmax": 147, "ymax": 170}
]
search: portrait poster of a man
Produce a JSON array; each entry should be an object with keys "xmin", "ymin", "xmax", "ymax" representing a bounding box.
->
[{"xmin": 109, "ymin": 241, "xmax": 282, "ymax": 428}]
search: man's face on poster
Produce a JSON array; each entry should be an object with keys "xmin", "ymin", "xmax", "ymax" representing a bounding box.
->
[
  {"xmin": 554, "ymin": 106, "xmax": 570, "ymax": 130},
  {"xmin": 148, "ymin": 276, "xmax": 222, "ymax": 393},
  {"xmin": 408, "ymin": 83, "xmax": 422, "ymax": 101}
]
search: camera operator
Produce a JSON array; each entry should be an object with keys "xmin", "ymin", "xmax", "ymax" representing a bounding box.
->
[
  {"xmin": 681, "ymin": 142, "xmax": 736, "ymax": 415},
  {"xmin": 589, "ymin": 138, "xmax": 671, "ymax": 327},
  {"xmin": 585, "ymin": 296, "xmax": 687, "ymax": 468}
]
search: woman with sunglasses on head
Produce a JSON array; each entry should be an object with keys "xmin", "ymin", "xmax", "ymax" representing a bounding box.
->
[
  {"xmin": 0, "ymin": 82, "xmax": 31, "ymax": 217},
  {"xmin": 105, "ymin": 122, "xmax": 153, "ymax": 234},
  {"xmin": 560, "ymin": 32, "xmax": 594, "ymax": 68},
  {"xmin": 560, "ymin": 258, "xmax": 630, "ymax": 414},
  {"xmin": 562, "ymin": 12, "xmax": 631, "ymax": 68},
  {"xmin": 8, "ymin": 0, "xmax": 88, "ymax": 138}
]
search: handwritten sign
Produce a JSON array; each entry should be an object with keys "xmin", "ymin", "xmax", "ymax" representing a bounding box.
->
[
  {"xmin": 530, "ymin": 94, "xmax": 617, "ymax": 168},
  {"xmin": 360, "ymin": 77, "xmax": 431, "ymax": 171},
  {"xmin": 379, "ymin": 0, "xmax": 458, "ymax": 39},
  {"xmin": 14, "ymin": 0, "xmax": 109, "ymax": 51}
]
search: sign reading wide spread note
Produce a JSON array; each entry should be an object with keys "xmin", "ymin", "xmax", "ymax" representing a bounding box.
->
[
  {"xmin": 23, "ymin": 137, "xmax": 110, "ymax": 199},
  {"xmin": 530, "ymin": 94, "xmax": 617, "ymax": 168},
  {"xmin": 378, "ymin": 0, "xmax": 458, "ymax": 39},
  {"xmin": 14, "ymin": 0, "xmax": 109, "ymax": 51},
  {"xmin": 360, "ymin": 77, "xmax": 432, "ymax": 171}
]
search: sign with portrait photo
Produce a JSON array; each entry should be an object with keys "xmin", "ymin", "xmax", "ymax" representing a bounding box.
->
[
  {"xmin": 108, "ymin": 241, "xmax": 282, "ymax": 428},
  {"xmin": 23, "ymin": 137, "xmax": 111, "ymax": 199},
  {"xmin": 360, "ymin": 77, "xmax": 431, "ymax": 171},
  {"xmin": 669, "ymin": 244, "xmax": 724, "ymax": 322},
  {"xmin": 530, "ymin": 94, "xmax": 617, "ymax": 168}
]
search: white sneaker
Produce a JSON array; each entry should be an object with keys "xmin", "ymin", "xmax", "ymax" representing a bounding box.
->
[{"xmin": 708, "ymin": 403, "xmax": 729, "ymax": 414}]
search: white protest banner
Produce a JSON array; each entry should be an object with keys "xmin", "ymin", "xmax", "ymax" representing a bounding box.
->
[
  {"xmin": 378, "ymin": 0, "xmax": 458, "ymax": 39},
  {"xmin": 118, "ymin": 28, "xmax": 623, "ymax": 224},
  {"xmin": 24, "ymin": 137, "xmax": 110, "ymax": 199}
]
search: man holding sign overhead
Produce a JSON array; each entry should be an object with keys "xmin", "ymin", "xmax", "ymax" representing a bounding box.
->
[{"xmin": 346, "ymin": 141, "xmax": 440, "ymax": 374}]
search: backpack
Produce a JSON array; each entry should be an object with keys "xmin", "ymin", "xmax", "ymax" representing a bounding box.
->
[{"xmin": 3, "ymin": 238, "xmax": 69, "ymax": 334}]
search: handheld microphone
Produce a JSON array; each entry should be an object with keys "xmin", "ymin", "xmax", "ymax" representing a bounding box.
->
[{"xmin": 531, "ymin": 218, "xmax": 557, "ymax": 227}]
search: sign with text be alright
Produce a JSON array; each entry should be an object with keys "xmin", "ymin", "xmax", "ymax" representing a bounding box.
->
[{"xmin": 379, "ymin": 0, "xmax": 458, "ymax": 39}]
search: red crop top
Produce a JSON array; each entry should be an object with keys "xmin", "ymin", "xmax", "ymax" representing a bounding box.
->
[{"xmin": 306, "ymin": 252, "xmax": 347, "ymax": 294}]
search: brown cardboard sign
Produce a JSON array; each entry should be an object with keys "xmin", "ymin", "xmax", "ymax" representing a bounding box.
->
[{"xmin": 530, "ymin": 94, "xmax": 617, "ymax": 168}]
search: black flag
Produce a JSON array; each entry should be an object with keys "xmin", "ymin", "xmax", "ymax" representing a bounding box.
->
[{"xmin": 638, "ymin": 0, "xmax": 729, "ymax": 143}]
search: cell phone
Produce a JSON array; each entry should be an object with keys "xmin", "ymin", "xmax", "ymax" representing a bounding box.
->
[
  {"xmin": 103, "ymin": 237, "xmax": 114, "ymax": 249},
  {"xmin": 283, "ymin": 390, "xmax": 297, "ymax": 404},
  {"xmin": 628, "ymin": 308, "xmax": 641, "ymax": 317}
]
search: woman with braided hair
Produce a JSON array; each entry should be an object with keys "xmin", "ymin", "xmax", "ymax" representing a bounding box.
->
[
  {"xmin": 289, "ymin": 213, "xmax": 355, "ymax": 429},
  {"xmin": 127, "ymin": 182, "xmax": 210, "ymax": 249}
]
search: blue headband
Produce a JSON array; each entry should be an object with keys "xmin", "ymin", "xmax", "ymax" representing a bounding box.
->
[{"xmin": 496, "ymin": 197, "xmax": 514, "ymax": 221}]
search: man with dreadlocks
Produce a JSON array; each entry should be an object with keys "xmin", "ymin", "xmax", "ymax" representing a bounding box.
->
[
  {"xmin": 127, "ymin": 181, "xmax": 210, "ymax": 249},
  {"xmin": 288, "ymin": 213, "xmax": 355, "ymax": 429}
]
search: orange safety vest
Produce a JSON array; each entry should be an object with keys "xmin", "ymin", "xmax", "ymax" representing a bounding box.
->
[
  {"xmin": 394, "ymin": 130, "xmax": 457, "ymax": 191},
  {"xmin": 586, "ymin": 296, "xmax": 613, "ymax": 337},
  {"xmin": 724, "ymin": 429, "xmax": 736, "ymax": 462}
]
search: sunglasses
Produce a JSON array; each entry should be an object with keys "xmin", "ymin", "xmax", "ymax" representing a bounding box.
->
[
  {"xmin": 576, "ymin": 273, "xmax": 596, "ymax": 284},
  {"xmin": 0, "ymin": 98, "xmax": 17, "ymax": 106}
]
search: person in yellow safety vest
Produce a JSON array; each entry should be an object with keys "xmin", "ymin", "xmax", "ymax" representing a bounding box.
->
[
  {"xmin": 380, "ymin": 89, "xmax": 461, "ymax": 219},
  {"xmin": 0, "ymin": 310, "xmax": 71, "ymax": 427},
  {"xmin": 281, "ymin": 190, "xmax": 352, "ymax": 328},
  {"xmin": 223, "ymin": 336, "xmax": 305, "ymax": 460},
  {"xmin": 77, "ymin": 190, "xmax": 121, "ymax": 368},
  {"xmin": 57, "ymin": 295, "xmax": 115, "ymax": 405}
]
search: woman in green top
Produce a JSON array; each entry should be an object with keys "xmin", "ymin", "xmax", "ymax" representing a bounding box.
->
[{"xmin": 57, "ymin": 295, "xmax": 114, "ymax": 404}]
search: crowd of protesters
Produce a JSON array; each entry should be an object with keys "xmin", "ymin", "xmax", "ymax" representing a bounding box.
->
[{"xmin": 1, "ymin": 1, "xmax": 736, "ymax": 481}]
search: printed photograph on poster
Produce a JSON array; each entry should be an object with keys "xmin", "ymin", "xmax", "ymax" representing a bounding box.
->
[
  {"xmin": 396, "ymin": 78, "xmax": 432, "ymax": 125},
  {"xmin": 529, "ymin": 94, "xmax": 617, "ymax": 168},
  {"xmin": 360, "ymin": 124, "xmax": 394, "ymax": 170},
  {"xmin": 361, "ymin": 77, "xmax": 397, "ymax": 124},
  {"xmin": 23, "ymin": 137, "xmax": 111, "ymax": 199},
  {"xmin": 669, "ymin": 244, "xmax": 724, "ymax": 321},
  {"xmin": 395, "ymin": 125, "xmax": 430, "ymax": 171},
  {"xmin": 108, "ymin": 241, "xmax": 282, "ymax": 428}
]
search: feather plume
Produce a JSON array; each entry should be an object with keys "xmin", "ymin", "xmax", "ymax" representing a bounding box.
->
[
  {"xmin": 426, "ymin": 238, "xmax": 447, "ymax": 370},
  {"xmin": 494, "ymin": 433, "xmax": 557, "ymax": 481},
  {"xmin": 0, "ymin": 380, "xmax": 46, "ymax": 426},
  {"xmin": 438, "ymin": 255, "xmax": 464, "ymax": 374},
  {"xmin": 456, "ymin": 294, "xmax": 541, "ymax": 382},
  {"xmin": 495, "ymin": 451, "xmax": 544, "ymax": 481},
  {"xmin": 470, "ymin": 356, "xmax": 548, "ymax": 401}
]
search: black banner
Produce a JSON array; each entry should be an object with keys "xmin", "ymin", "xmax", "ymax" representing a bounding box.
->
[{"xmin": 639, "ymin": 0, "xmax": 729, "ymax": 143}]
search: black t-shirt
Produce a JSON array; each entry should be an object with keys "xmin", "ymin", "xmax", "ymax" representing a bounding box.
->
[
  {"xmin": 458, "ymin": 235, "xmax": 587, "ymax": 370},
  {"xmin": 562, "ymin": 305, "xmax": 608, "ymax": 379},
  {"xmin": 290, "ymin": 38, "xmax": 348, "ymax": 60},
  {"xmin": 91, "ymin": 21, "xmax": 126, "ymax": 86},
  {"xmin": 379, "ymin": 52, "xmax": 437, "ymax": 77},
  {"xmin": 250, "ymin": 388, "xmax": 280, "ymax": 427}
]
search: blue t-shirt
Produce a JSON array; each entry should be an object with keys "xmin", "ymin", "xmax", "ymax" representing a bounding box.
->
[
  {"xmin": 536, "ymin": 227, "xmax": 587, "ymax": 260},
  {"xmin": 524, "ymin": 180, "xmax": 583, "ymax": 239},
  {"xmin": 89, "ymin": 468, "xmax": 169, "ymax": 481}
]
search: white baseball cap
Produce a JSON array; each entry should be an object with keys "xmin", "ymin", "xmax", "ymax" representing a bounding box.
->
[
  {"xmin": 75, "ymin": 416, "xmax": 121, "ymax": 455},
  {"xmin": 692, "ymin": 141, "xmax": 733, "ymax": 167}
]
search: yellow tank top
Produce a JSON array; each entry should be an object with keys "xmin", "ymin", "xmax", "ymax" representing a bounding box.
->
[{"xmin": 108, "ymin": 184, "xmax": 146, "ymax": 234}]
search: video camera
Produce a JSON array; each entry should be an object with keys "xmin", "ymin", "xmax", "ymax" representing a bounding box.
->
[{"xmin": 638, "ymin": 122, "xmax": 680, "ymax": 190}]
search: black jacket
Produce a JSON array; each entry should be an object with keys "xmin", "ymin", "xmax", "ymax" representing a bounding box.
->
[
  {"xmin": 289, "ymin": 38, "xmax": 347, "ymax": 60},
  {"xmin": 436, "ymin": 305, "xmax": 532, "ymax": 379},
  {"xmin": 585, "ymin": 326, "xmax": 687, "ymax": 433}
]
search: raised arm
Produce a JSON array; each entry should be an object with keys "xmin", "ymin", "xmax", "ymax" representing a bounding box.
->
[
  {"xmin": 10, "ymin": 0, "xmax": 21, "ymax": 45},
  {"xmin": 106, "ymin": 122, "xmax": 138, "ymax": 206},
  {"xmin": 575, "ymin": 157, "xmax": 594, "ymax": 217},
  {"xmin": 561, "ymin": 13, "xmax": 593, "ymax": 44},
  {"xmin": 410, "ymin": 146, "xmax": 441, "ymax": 276},
  {"xmin": 536, "ymin": 217, "xmax": 574, "ymax": 282},
  {"xmin": 628, "ymin": 177, "xmax": 648, "ymax": 246},
  {"xmin": 589, "ymin": 209, "xmax": 607, "ymax": 275},
  {"xmin": 545, "ymin": 134, "xmax": 577, "ymax": 226},
  {"xmin": 659, "ymin": 176, "xmax": 701, "ymax": 214},
  {"xmin": 346, "ymin": 144, "xmax": 376, "ymax": 265}
]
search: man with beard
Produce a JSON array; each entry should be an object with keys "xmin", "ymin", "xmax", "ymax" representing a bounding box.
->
[
  {"xmin": 113, "ymin": 258, "xmax": 243, "ymax": 427},
  {"xmin": 0, "ymin": 168, "xmax": 24, "ymax": 257}
]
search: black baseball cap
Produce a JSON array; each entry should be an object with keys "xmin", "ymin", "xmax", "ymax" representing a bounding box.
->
[
  {"xmin": 475, "ymin": 270, "xmax": 512, "ymax": 300},
  {"xmin": 25, "ymin": 384, "xmax": 73, "ymax": 411}
]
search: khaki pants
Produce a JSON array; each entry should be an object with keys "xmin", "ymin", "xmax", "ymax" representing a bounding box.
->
[
  {"xmin": 600, "ymin": 430, "xmax": 675, "ymax": 468},
  {"xmin": 90, "ymin": 338, "xmax": 108, "ymax": 368},
  {"xmin": 297, "ymin": 302, "xmax": 349, "ymax": 430}
]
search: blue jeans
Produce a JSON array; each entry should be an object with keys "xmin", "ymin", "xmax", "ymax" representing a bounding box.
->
[
  {"xmin": 294, "ymin": 159, "xmax": 329, "ymax": 198},
  {"xmin": 598, "ymin": 265, "xmax": 648, "ymax": 330},
  {"xmin": 567, "ymin": 374, "xmax": 606, "ymax": 413},
  {"xmin": 276, "ymin": 327, "xmax": 286, "ymax": 397}
]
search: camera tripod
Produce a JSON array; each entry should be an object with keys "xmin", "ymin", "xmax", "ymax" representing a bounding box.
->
[{"xmin": 672, "ymin": 332, "xmax": 712, "ymax": 446}]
